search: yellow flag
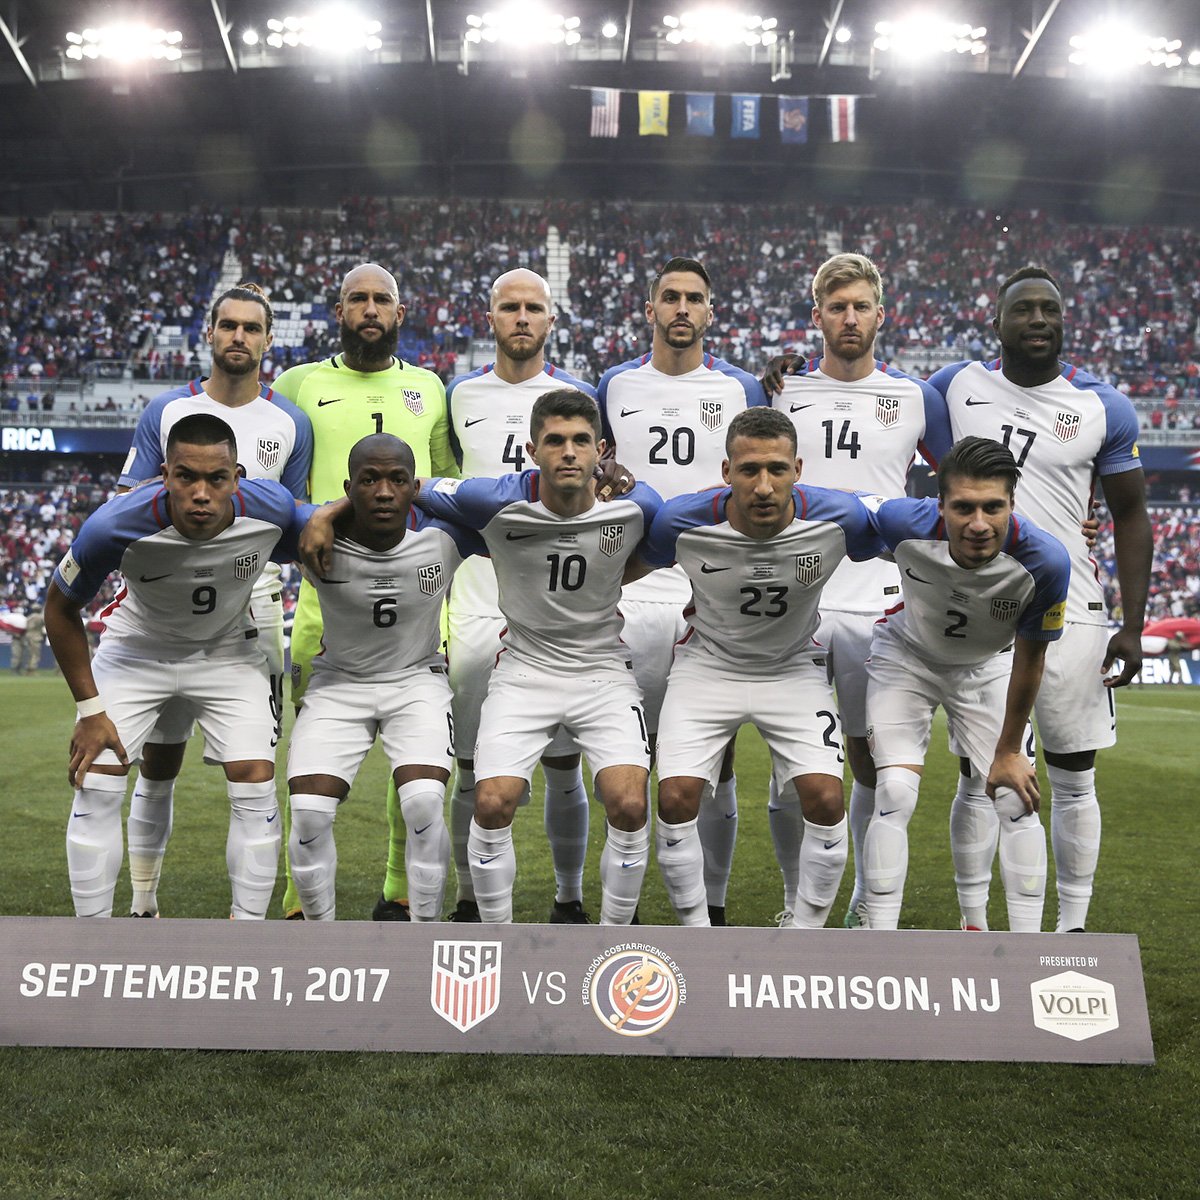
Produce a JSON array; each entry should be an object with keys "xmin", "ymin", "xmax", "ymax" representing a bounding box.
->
[{"xmin": 639, "ymin": 91, "xmax": 669, "ymax": 136}]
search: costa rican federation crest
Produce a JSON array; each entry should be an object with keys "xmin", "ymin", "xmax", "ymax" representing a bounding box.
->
[
  {"xmin": 418, "ymin": 562, "xmax": 444, "ymax": 597},
  {"xmin": 599, "ymin": 523, "xmax": 625, "ymax": 557},
  {"xmin": 403, "ymin": 388, "xmax": 425, "ymax": 416},
  {"xmin": 234, "ymin": 552, "xmax": 260, "ymax": 581},
  {"xmin": 699, "ymin": 399, "xmax": 722, "ymax": 433},
  {"xmin": 256, "ymin": 437, "xmax": 282, "ymax": 470},
  {"xmin": 430, "ymin": 941, "xmax": 502, "ymax": 1033},
  {"xmin": 991, "ymin": 597, "xmax": 1020, "ymax": 622},
  {"xmin": 795, "ymin": 552, "xmax": 822, "ymax": 586},
  {"xmin": 875, "ymin": 395, "xmax": 900, "ymax": 428},
  {"xmin": 1054, "ymin": 411, "xmax": 1080, "ymax": 442}
]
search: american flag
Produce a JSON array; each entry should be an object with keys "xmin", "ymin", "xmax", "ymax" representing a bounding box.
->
[{"xmin": 590, "ymin": 87, "xmax": 620, "ymax": 138}]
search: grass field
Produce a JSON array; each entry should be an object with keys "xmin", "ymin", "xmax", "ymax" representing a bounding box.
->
[{"xmin": 1, "ymin": 673, "xmax": 1197, "ymax": 1199}]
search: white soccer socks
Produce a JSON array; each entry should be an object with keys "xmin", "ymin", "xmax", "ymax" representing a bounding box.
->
[
  {"xmin": 127, "ymin": 775, "xmax": 175, "ymax": 916},
  {"xmin": 950, "ymin": 774, "xmax": 999, "ymax": 930},
  {"xmin": 227, "ymin": 779, "xmax": 281, "ymax": 920},
  {"xmin": 845, "ymin": 780, "xmax": 876, "ymax": 913},
  {"xmin": 767, "ymin": 775, "xmax": 803, "ymax": 916},
  {"xmin": 656, "ymin": 816, "xmax": 709, "ymax": 926},
  {"xmin": 468, "ymin": 818, "xmax": 516, "ymax": 923},
  {"xmin": 450, "ymin": 766, "xmax": 477, "ymax": 902},
  {"xmin": 599, "ymin": 822, "xmax": 650, "ymax": 925},
  {"xmin": 863, "ymin": 768, "xmax": 920, "ymax": 929},
  {"xmin": 542, "ymin": 763, "xmax": 589, "ymax": 905},
  {"xmin": 1048, "ymin": 766, "xmax": 1101, "ymax": 932},
  {"xmin": 289, "ymin": 792, "xmax": 339, "ymax": 920},
  {"xmin": 698, "ymin": 774, "xmax": 738, "ymax": 907},
  {"xmin": 399, "ymin": 779, "xmax": 450, "ymax": 921},
  {"xmin": 66, "ymin": 772, "xmax": 129, "ymax": 917},
  {"xmin": 994, "ymin": 788, "xmax": 1047, "ymax": 933},
  {"xmin": 790, "ymin": 815, "xmax": 849, "ymax": 928}
]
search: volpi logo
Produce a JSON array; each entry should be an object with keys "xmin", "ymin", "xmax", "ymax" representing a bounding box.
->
[
  {"xmin": 257, "ymin": 437, "xmax": 282, "ymax": 470},
  {"xmin": 403, "ymin": 388, "xmax": 425, "ymax": 416},
  {"xmin": 875, "ymin": 395, "xmax": 900, "ymax": 428},
  {"xmin": 234, "ymin": 552, "xmax": 260, "ymax": 581},
  {"xmin": 795, "ymin": 552, "xmax": 823, "ymax": 586},
  {"xmin": 990, "ymin": 597, "xmax": 1020, "ymax": 622},
  {"xmin": 582, "ymin": 943, "xmax": 685, "ymax": 1037},
  {"xmin": 418, "ymin": 562, "xmax": 444, "ymax": 597},
  {"xmin": 599, "ymin": 523, "xmax": 625, "ymax": 557},
  {"xmin": 431, "ymin": 940, "xmax": 502, "ymax": 1032},
  {"xmin": 1054, "ymin": 411, "xmax": 1081, "ymax": 443},
  {"xmin": 1030, "ymin": 971, "xmax": 1118, "ymax": 1042},
  {"xmin": 699, "ymin": 399, "xmax": 723, "ymax": 432}
]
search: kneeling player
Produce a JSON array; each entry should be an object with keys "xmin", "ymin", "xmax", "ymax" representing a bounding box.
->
[
  {"xmin": 286, "ymin": 434, "xmax": 481, "ymax": 920},
  {"xmin": 862, "ymin": 437, "xmax": 1070, "ymax": 931},
  {"xmin": 633, "ymin": 407, "xmax": 884, "ymax": 927}
]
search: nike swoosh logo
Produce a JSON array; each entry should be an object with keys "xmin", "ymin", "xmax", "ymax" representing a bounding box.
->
[
  {"xmin": 505, "ymin": 532, "xmax": 535, "ymax": 540},
  {"xmin": 72, "ymin": 811, "xmax": 90, "ymax": 818},
  {"xmin": 414, "ymin": 823, "xmax": 432, "ymax": 835},
  {"xmin": 724, "ymin": 812, "xmax": 736, "ymax": 819},
  {"xmin": 665, "ymin": 839, "xmax": 682, "ymax": 847},
  {"xmin": 620, "ymin": 859, "xmax": 643, "ymax": 869},
  {"xmin": 904, "ymin": 568, "xmax": 933, "ymax": 584},
  {"xmin": 878, "ymin": 809, "xmax": 898, "ymax": 817},
  {"xmin": 298, "ymin": 835, "xmax": 319, "ymax": 845},
  {"xmin": 767, "ymin": 805, "xmax": 782, "ymax": 813},
  {"xmin": 317, "ymin": 398, "xmax": 343, "ymax": 407},
  {"xmin": 823, "ymin": 839, "xmax": 843, "ymax": 850},
  {"xmin": 1010, "ymin": 814, "xmax": 1027, "ymax": 822},
  {"xmin": 139, "ymin": 573, "xmax": 171, "ymax": 582},
  {"xmin": 478, "ymin": 855, "xmax": 500, "ymax": 865},
  {"xmin": 700, "ymin": 563, "xmax": 731, "ymax": 574},
  {"xmin": 620, "ymin": 407, "xmax": 642, "ymax": 417},
  {"xmin": 964, "ymin": 398, "xmax": 991, "ymax": 407},
  {"xmin": 789, "ymin": 403, "xmax": 813, "ymax": 413},
  {"xmin": 464, "ymin": 417, "xmax": 487, "ymax": 427},
  {"xmin": 266, "ymin": 812, "xmax": 278, "ymax": 823}
]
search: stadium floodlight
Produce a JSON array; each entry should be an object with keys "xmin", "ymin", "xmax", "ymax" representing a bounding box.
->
[
  {"xmin": 242, "ymin": 29, "xmax": 260, "ymax": 45},
  {"xmin": 62, "ymin": 22, "xmax": 186, "ymax": 63},
  {"xmin": 872, "ymin": 17, "xmax": 987, "ymax": 59},
  {"xmin": 461, "ymin": 4, "xmax": 584, "ymax": 45},
  {"xmin": 1068, "ymin": 26, "xmax": 1189, "ymax": 71},
  {"xmin": 659, "ymin": 8, "xmax": 782, "ymax": 48},
  {"xmin": 1190, "ymin": 49, "xmax": 1200, "ymax": 67},
  {"xmin": 602, "ymin": 21, "xmax": 619, "ymax": 38},
  {"xmin": 259, "ymin": 9, "xmax": 384, "ymax": 53},
  {"xmin": 834, "ymin": 26, "xmax": 851, "ymax": 44}
]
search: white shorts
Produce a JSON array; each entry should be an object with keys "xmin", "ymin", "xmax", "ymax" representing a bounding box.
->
[
  {"xmin": 287, "ymin": 666, "xmax": 454, "ymax": 786},
  {"xmin": 815, "ymin": 608, "xmax": 877, "ymax": 737},
  {"xmin": 656, "ymin": 649, "xmax": 845, "ymax": 795},
  {"xmin": 619, "ymin": 598, "xmax": 689, "ymax": 732},
  {"xmin": 447, "ymin": 608, "xmax": 575, "ymax": 761},
  {"xmin": 866, "ymin": 624, "xmax": 1016, "ymax": 777},
  {"xmin": 90, "ymin": 645, "xmax": 275, "ymax": 767},
  {"xmin": 473, "ymin": 659, "xmax": 651, "ymax": 784},
  {"xmin": 148, "ymin": 585, "xmax": 285, "ymax": 748},
  {"xmin": 1034, "ymin": 623, "xmax": 1117, "ymax": 754}
]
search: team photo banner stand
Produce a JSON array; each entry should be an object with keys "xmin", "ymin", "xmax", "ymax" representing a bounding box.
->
[{"xmin": 0, "ymin": 919, "xmax": 1153, "ymax": 1064}]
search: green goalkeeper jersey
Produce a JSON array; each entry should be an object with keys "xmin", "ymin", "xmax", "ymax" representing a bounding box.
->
[{"xmin": 275, "ymin": 353, "xmax": 458, "ymax": 501}]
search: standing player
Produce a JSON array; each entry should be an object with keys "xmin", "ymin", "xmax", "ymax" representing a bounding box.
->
[
  {"xmin": 415, "ymin": 390, "xmax": 660, "ymax": 924},
  {"xmin": 444, "ymin": 268, "xmax": 596, "ymax": 923},
  {"xmin": 116, "ymin": 282, "xmax": 312, "ymax": 919},
  {"xmin": 274, "ymin": 261, "xmax": 458, "ymax": 921},
  {"xmin": 927, "ymin": 267, "xmax": 1151, "ymax": 933},
  {"xmin": 763, "ymin": 253, "xmax": 951, "ymax": 927},
  {"xmin": 862, "ymin": 437, "xmax": 1070, "ymax": 932},
  {"xmin": 284, "ymin": 434, "xmax": 482, "ymax": 921},
  {"xmin": 597, "ymin": 256, "xmax": 765, "ymax": 924},
  {"xmin": 44, "ymin": 414, "xmax": 304, "ymax": 919},
  {"xmin": 634, "ymin": 408, "xmax": 883, "ymax": 927}
]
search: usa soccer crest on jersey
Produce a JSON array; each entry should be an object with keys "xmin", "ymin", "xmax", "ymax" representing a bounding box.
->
[
  {"xmin": 257, "ymin": 437, "xmax": 282, "ymax": 470},
  {"xmin": 1054, "ymin": 410, "xmax": 1081, "ymax": 443},
  {"xmin": 991, "ymin": 597, "xmax": 1021, "ymax": 622},
  {"xmin": 875, "ymin": 395, "xmax": 900, "ymax": 428},
  {"xmin": 599, "ymin": 523, "xmax": 625, "ymax": 556},
  {"xmin": 235, "ymin": 552, "xmax": 260, "ymax": 580},
  {"xmin": 430, "ymin": 941, "xmax": 502, "ymax": 1033},
  {"xmin": 418, "ymin": 562, "xmax": 444, "ymax": 597},
  {"xmin": 699, "ymin": 399, "xmax": 723, "ymax": 432},
  {"xmin": 795, "ymin": 552, "xmax": 823, "ymax": 586},
  {"xmin": 403, "ymin": 388, "xmax": 425, "ymax": 417}
]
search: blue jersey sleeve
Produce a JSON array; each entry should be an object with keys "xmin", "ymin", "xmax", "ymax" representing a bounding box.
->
[
  {"xmin": 870, "ymin": 497, "xmax": 941, "ymax": 554},
  {"xmin": 415, "ymin": 472, "xmax": 533, "ymax": 529},
  {"xmin": 798, "ymin": 486, "xmax": 886, "ymax": 561},
  {"xmin": 1012, "ymin": 520, "xmax": 1071, "ymax": 642},
  {"xmin": 595, "ymin": 357, "xmax": 646, "ymax": 449},
  {"xmin": 641, "ymin": 489, "xmax": 722, "ymax": 567},
  {"xmin": 52, "ymin": 491, "xmax": 161, "ymax": 605},
  {"xmin": 1065, "ymin": 368, "xmax": 1142, "ymax": 477},
  {"xmin": 118, "ymin": 391, "xmax": 180, "ymax": 487},
  {"xmin": 416, "ymin": 511, "xmax": 488, "ymax": 560},
  {"xmin": 710, "ymin": 356, "xmax": 768, "ymax": 407},
  {"xmin": 925, "ymin": 360, "xmax": 973, "ymax": 404},
  {"xmin": 273, "ymin": 394, "xmax": 313, "ymax": 500},
  {"xmin": 917, "ymin": 378, "xmax": 953, "ymax": 466}
]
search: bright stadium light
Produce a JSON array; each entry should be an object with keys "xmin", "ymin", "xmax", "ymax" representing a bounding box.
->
[
  {"xmin": 873, "ymin": 17, "xmax": 987, "ymax": 59},
  {"xmin": 658, "ymin": 8, "xmax": 782, "ymax": 48},
  {"xmin": 242, "ymin": 29, "xmax": 260, "ymax": 45},
  {"xmin": 834, "ymin": 26, "xmax": 851, "ymax": 44},
  {"xmin": 462, "ymin": 5, "xmax": 584, "ymax": 45},
  {"xmin": 602, "ymin": 21, "xmax": 619, "ymax": 38},
  {"xmin": 260, "ymin": 9, "xmax": 384, "ymax": 53},
  {"xmin": 1068, "ymin": 26, "xmax": 1188, "ymax": 71},
  {"xmin": 1190, "ymin": 49, "xmax": 1200, "ymax": 66},
  {"xmin": 62, "ymin": 23, "xmax": 186, "ymax": 63}
]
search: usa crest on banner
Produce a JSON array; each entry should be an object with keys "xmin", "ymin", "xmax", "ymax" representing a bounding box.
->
[
  {"xmin": 403, "ymin": 388, "xmax": 425, "ymax": 416},
  {"xmin": 875, "ymin": 395, "xmax": 900, "ymax": 428},
  {"xmin": 257, "ymin": 437, "xmax": 282, "ymax": 470},
  {"xmin": 991, "ymin": 597, "xmax": 1021, "ymax": 622},
  {"xmin": 235, "ymin": 552, "xmax": 260, "ymax": 581},
  {"xmin": 699, "ymin": 399, "xmax": 722, "ymax": 432},
  {"xmin": 795, "ymin": 552, "xmax": 822, "ymax": 585},
  {"xmin": 418, "ymin": 563, "xmax": 444, "ymax": 597},
  {"xmin": 1054, "ymin": 411, "xmax": 1080, "ymax": 442},
  {"xmin": 430, "ymin": 941, "xmax": 502, "ymax": 1033},
  {"xmin": 599, "ymin": 523, "xmax": 625, "ymax": 557}
]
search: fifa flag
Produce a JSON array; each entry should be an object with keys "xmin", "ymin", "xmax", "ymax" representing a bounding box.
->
[
  {"xmin": 639, "ymin": 91, "xmax": 670, "ymax": 136},
  {"xmin": 685, "ymin": 93, "xmax": 715, "ymax": 137},
  {"xmin": 829, "ymin": 95, "xmax": 857, "ymax": 142},
  {"xmin": 731, "ymin": 94, "xmax": 760, "ymax": 139},
  {"xmin": 779, "ymin": 96, "xmax": 809, "ymax": 144},
  {"xmin": 590, "ymin": 88, "xmax": 620, "ymax": 138}
]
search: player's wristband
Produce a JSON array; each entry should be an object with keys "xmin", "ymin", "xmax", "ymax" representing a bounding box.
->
[{"xmin": 76, "ymin": 695, "xmax": 106, "ymax": 719}]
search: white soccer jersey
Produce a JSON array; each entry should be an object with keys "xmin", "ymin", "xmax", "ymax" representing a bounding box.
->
[
  {"xmin": 869, "ymin": 497, "xmax": 1070, "ymax": 668},
  {"xmin": 641, "ymin": 485, "xmax": 883, "ymax": 675},
  {"xmin": 928, "ymin": 359, "xmax": 1141, "ymax": 626},
  {"xmin": 287, "ymin": 510, "xmax": 481, "ymax": 681},
  {"xmin": 417, "ymin": 473, "xmax": 661, "ymax": 674},
  {"xmin": 598, "ymin": 352, "xmax": 764, "ymax": 604},
  {"xmin": 773, "ymin": 357, "xmax": 952, "ymax": 615},
  {"xmin": 53, "ymin": 480, "xmax": 301, "ymax": 661},
  {"xmin": 445, "ymin": 362, "xmax": 593, "ymax": 616}
]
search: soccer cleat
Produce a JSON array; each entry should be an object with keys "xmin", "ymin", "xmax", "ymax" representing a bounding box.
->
[
  {"xmin": 130, "ymin": 911, "xmax": 159, "ymax": 918},
  {"xmin": 372, "ymin": 894, "xmax": 411, "ymax": 922},
  {"xmin": 707, "ymin": 904, "xmax": 727, "ymax": 927},
  {"xmin": 549, "ymin": 899, "xmax": 591, "ymax": 924},
  {"xmin": 843, "ymin": 903, "xmax": 869, "ymax": 929},
  {"xmin": 447, "ymin": 899, "xmax": 482, "ymax": 923},
  {"xmin": 773, "ymin": 909, "xmax": 794, "ymax": 928},
  {"xmin": 960, "ymin": 920, "xmax": 983, "ymax": 931},
  {"xmin": 285, "ymin": 909, "xmax": 306, "ymax": 921}
]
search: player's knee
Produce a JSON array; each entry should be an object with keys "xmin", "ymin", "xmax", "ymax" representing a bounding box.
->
[
  {"xmin": 608, "ymin": 791, "xmax": 648, "ymax": 832},
  {"xmin": 794, "ymin": 774, "xmax": 845, "ymax": 825},
  {"xmin": 140, "ymin": 741, "xmax": 186, "ymax": 780},
  {"xmin": 474, "ymin": 781, "xmax": 518, "ymax": 828},
  {"xmin": 658, "ymin": 777, "xmax": 701, "ymax": 825}
]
